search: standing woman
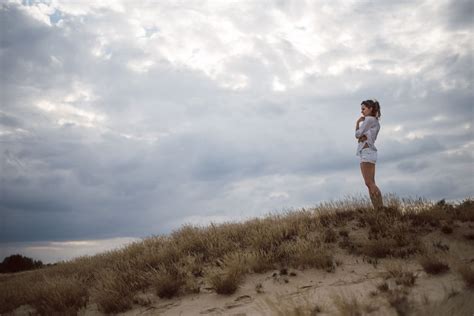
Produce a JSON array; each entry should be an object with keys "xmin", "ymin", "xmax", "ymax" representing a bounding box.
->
[{"xmin": 355, "ymin": 99, "xmax": 383, "ymax": 210}]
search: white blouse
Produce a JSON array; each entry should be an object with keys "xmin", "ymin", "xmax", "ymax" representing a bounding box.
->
[{"xmin": 355, "ymin": 116, "xmax": 380, "ymax": 156}]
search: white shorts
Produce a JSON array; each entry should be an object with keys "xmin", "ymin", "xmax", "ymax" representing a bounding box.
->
[{"xmin": 360, "ymin": 147, "xmax": 377, "ymax": 164}]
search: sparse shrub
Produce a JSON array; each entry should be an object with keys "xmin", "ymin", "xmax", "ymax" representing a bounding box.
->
[
  {"xmin": 383, "ymin": 262, "xmax": 417, "ymax": 287},
  {"xmin": 133, "ymin": 292, "xmax": 153, "ymax": 306},
  {"xmin": 151, "ymin": 257, "xmax": 201, "ymax": 298},
  {"xmin": 362, "ymin": 210, "xmax": 394, "ymax": 239},
  {"xmin": 261, "ymin": 294, "xmax": 323, "ymax": 315},
  {"xmin": 278, "ymin": 238, "xmax": 335, "ymax": 272},
  {"xmin": 90, "ymin": 268, "xmax": 136, "ymax": 314},
  {"xmin": 464, "ymin": 233, "xmax": 474, "ymax": 240},
  {"xmin": 339, "ymin": 229, "xmax": 349, "ymax": 237},
  {"xmin": 391, "ymin": 225, "xmax": 412, "ymax": 247},
  {"xmin": 419, "ymin": 255, "xmax": 450, "ymax": 275},
  {"xmin": 406, "ymin": 209, "xmax": 442, "ymax": 228},
  {"xmin": 441, "ymin": 225, "xmax": 453, "ymax": 234},
  {"xmin": 432, "ymin": 240, "xmax": 449, "ymax": 252},
  {"xmin": 171, "ymin": 224, "xmax": 208, "ymax": 256},
  {"xmin": 208, "ymin": 252, "xmax": 246, "ymax": 295},
  {"xmin": 246, "ymin": 250, "xmax": 275, "ymax": 273},
  {"xmin": 377, "ymin": 282, "xmax": 389, "ymax": 292},
  {"xmin": 387, "ymin": 289, "xmax": 411, "ymax": 316},
  {"xmin": 396, "ymin": 272, "xmax": 416, "ymax": 287},
  {"xmin": 380, "ymin": 206, "xmax": 402, "ymax": 219},
  {"xmin": 457, "ymin": 264, "xmax": 474, "ymax": 288},
  {"xmin": 318, "ymin": 212, "xmax": 334, "ymax": 227},
  {"xmin": 360, "ymin": 239, "xmax": 395, "ymax": 258},
  {"xmin": 323, "ymin": 228, "xmax": 338, "ymax": 243},
  {"xmin": 391, "ymin": 237, "xmax": 424, "ymax": 259},
  {"xmin": 452, "ymin": 198, "xmax": 474, "ymax": 222},
  {"xmin": 155, "ymin": 272, "xmax": 182, "ymax": 298},
  {"xmin": 333, "ymin": 294, "xmax": 377, "ymax": 315},
  {"xmin": 338, "ymin": 237, "xmax": 358, "ymax": 254},
  {"xmin": 32, "ymin": 275, "xmax": 88, "ymax": 315},
  {"xmin": 208, "ymin": 267, "xmax": 243, "ymax": 295},
  {"xmin": 446, "ymin": 287, "xmax": 459, "ymax": 298},
  {"xmin": 366, "ymin": 257, "xmax": 379, "ymax": 268}
]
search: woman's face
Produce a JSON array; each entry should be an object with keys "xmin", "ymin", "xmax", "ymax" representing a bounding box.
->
[{"xmin": 361, "ymin": 105, "xmax": 373, "ymax": 117}]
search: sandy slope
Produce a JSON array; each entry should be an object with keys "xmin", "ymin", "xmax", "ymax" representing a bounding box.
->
[
  {"xmin": 11, "ymin": 221, "xmax": 474, "ymax": 316},
  {"xmin": 80, "ymin": 246, "xmax": 473, "ymax": 315}
]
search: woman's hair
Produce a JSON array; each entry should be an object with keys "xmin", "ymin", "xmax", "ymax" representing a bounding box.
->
[{"xmin": 361, "ymin": 99, "xmax": 381, "ymax": 119}]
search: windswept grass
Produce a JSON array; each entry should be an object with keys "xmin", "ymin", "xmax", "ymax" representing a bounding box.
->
[
  {"xmin": 457, "ymin": 264, "xmax": 474, "ymax": 288},
  {"xmin": 0, "ymin": 194, "xmax": 472, "ymax": 314},
  {"xmin": 419, "ymin": 255, "xmax": 450, "ymax": 275},
  {"xmin": 259, "ymin": 293, "xmax": 324, "ymax": 316},
  {"xmin": 383, "ymin": 261, "xmax": 417, "ymax": 287},
  {"xmin": 332, "ymin": 294, "xmax": 378, "ymax": 315}
]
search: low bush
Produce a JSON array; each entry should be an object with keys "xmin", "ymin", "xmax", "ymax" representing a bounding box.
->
[
  {"xmin": 419, "ymin": 255, "xmax": 450, "ymax": 275},
  {"xmin": 457, "ymin": 264, "xmax": 474, "ymax": 288}
]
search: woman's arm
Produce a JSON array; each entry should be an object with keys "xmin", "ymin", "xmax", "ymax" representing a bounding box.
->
[
  {"xmin": 355, "ymin": 116, "xmax": 375, "ymax": 138},
  {"xmin": 355, "ymin": 118, "xmax": 363, "ymax": 138}
]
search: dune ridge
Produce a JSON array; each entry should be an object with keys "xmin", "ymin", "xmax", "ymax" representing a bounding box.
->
[{"xmin": 1, "ymin": 194, "xmax": 473, "ymax": 315}]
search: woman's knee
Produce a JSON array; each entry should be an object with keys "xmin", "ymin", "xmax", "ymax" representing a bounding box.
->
[{"xmin": 364, "ymin": 180, "xmax": 375, "ymax": 188}]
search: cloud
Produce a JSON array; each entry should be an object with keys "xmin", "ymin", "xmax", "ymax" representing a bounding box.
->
[
  {"xmin": 396, "ymin": 160, "xmax": 430, "ymax": 173},
  {"xmin": 0, "ymin": 0, "xmax": 472, "ymax": 261},
  {"xmin": 0, "ymin": 237, "xmax": 139, "ymax": 264}
]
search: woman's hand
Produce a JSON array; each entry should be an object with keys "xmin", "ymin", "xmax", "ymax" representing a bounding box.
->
[
  {"xmin": 355, "ymin": 116, "xmax": 366, "ymax": 137},
  {"xmin": 358, "ymin": 135, "xmax": 367, "ymax": 143}
]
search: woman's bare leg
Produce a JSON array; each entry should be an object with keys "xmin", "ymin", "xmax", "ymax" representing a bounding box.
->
[{"xmin": 360, "ymin": 162, "xmax": 383, "ymax": 209}]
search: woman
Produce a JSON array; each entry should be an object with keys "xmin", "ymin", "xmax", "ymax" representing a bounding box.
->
[{"xmin": 355, "ymin": 99, "xmax": 383, "ymax": 210}]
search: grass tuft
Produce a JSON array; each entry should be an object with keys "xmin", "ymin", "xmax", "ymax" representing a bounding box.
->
[
  {"xmin": 207, "ymin": 252, "xmax": 246, "ymax": 295},
  {"xmin": 384, "ymin": 262, "xmax": 417, "ymax": 287},
  {"xmin": 359, "ymin": 239, "xmax": 395, "ymax": 258},
  {"xmin": 457, "ymin": 264, "xmax": 474, "ymax": 288},
  {"xmin": 260, "ymin": 294, "xmax": 323, "ymax": 316},
  {"xmin": 332, "ymin": 294, "xmax": 377, "ymax": 315},
  {"xmin": 386, "ymin": 289, "xmax": 411, "ymax": 316},
  {"xmin": 419, "ymin": 255, "xmax": 450, "ymax": 275}
]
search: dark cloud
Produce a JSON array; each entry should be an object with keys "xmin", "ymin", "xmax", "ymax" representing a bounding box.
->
[
  {"xmin": 0, "ymin": 112, "xmax": 21, "ymax": 128},
  {"xmin": 396, "ymin": 160, "xmax": 430, "ymax": 173},
  {"xmin": 443, "ymin": 0, "xmax": 474, "ymax": 30}
]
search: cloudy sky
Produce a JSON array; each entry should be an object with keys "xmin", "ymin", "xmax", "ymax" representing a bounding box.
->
[{"xmin": 1, "ymin": 0, "xmax": 472, "ymax": 263}]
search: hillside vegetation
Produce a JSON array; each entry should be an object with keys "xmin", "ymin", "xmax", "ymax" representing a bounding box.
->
[{"xmin": 1, "ymin": 194, "xmax": 473, "ymax": 315}]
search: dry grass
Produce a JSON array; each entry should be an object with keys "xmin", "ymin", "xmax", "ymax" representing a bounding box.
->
[
  {"xmin": 386, "ymin": 288, "xmax": 411, "ymax": 316},
  {"xmin": 332, "ymin": 294, "xmax": 378, "ymax": 315},
  {"xmin": 440, "ymin": 225, "xmax": 453, "ymax": 234},
  {"xmin": 30, "ymin": 274, "xmax": 88, "ymax": 316},
  {"xmin": 464, "ymin": 233, "xmax": 474, "ymax": 240},
  {"xmin": 0, "ymin": 194, "xmax": 472, "ymax": 314},
  {"xmin": 383, "ymin": 261, "xmax": 417, "ymax": 287},
  {"xmin": 457, "ymin": 264, "xmax": 474, "ymax": 288},
  {"xmin": 413, "ymin": 290, "xmax": 474, "ymax": 316},
  {"xmin": 246, "ymin": 250, "xmax": 275, "ymax": 273},
  {"xmin": 377, "ymin": 281, "xmax": 389, "ymax": 292},
  {"xmin": 207, "ymin": 252, "xmax": 247, "ymax": 295},
  {"xmin": 276, "ymin": 237, "xmax": 335, "ymax": 272},
  {"xmin": 418, "ymin": 255, "xmax": 450, "ymax": 275},
  {"xmin": 359, "ymin": 238, "xmax": 396, "ymax": 258},
  {"xmin": 259, "ymin": 293, "xmax": 323, "ymax": 316}
]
